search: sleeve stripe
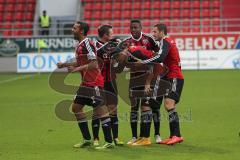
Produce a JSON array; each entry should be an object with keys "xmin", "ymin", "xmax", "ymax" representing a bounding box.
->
[
  {"xmin": 142, "ymin": 54, "xmax": 161, "ymax": 64},
  {"xmin": 85, "ymin": 39, "xmax": 96, "ymax": 59}
]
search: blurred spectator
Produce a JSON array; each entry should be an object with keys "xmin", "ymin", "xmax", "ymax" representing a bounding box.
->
[{"xmin": 39, "ymin": 10, "xmax": 51, "ymax": 35}]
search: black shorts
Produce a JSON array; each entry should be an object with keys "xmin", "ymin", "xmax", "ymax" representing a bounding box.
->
[
  {"xmin": 73, "ymin": 86, "xmax": 105, "ymax": 108},
  {"xmin": 129, "ymin": 76, "xmax": 171, "ymax": 110},
  {"xmin": 104, "ymin": 80, "xmax": 118, "ymax": 105},
  {"xmin": 163, "ymin": 78, "xmax": 184, "ymax": 104}
]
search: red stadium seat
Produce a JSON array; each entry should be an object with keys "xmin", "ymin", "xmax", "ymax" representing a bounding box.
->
[
  {"xmin": 113, "ymin": 2, "xmax": 121, "ymax": 10},
  {"xmin": 91, "ymin": 20, "xmax": 101, "ymax": 27},
  {"xmin": 153, "ymin": 10, "xmax": 161, "ymax": 18},
  {"xmin": 7, "ymin": 0, "xmax": 15, "ymax": 3},
  {"xmin": 182, "ymin": 20, "xmax": 190, "ymax": 27},
  {"xmin": 163, "ymin": 1, "xmax": 170, "ymax": 9},
  {"xmin": 211, "ymin": 9, "xmax": 220, "ymax": 17},
  {"xmin": 142, "ymin": 10, "xmax": 151, "ymax": 19},
  {"xmin": 122, "ymin": 10, "xmax": 131, "ymax": 19},
  {"xmin": 191, "ymin": 27, "xmax": 200, "ymax": 32},
  {"xmin": 171, "ymin": 19, "xmax": 181, "ymax": 27},
  {"xmin": 6, "ymin": 4, "xmax": 14, "ymax": 11},
  {"xmin": 5, "ymin": 12, "xmax": 13, "ymax": 21},
  {"xmin": 92, "ymin": 11, "xmax": 101, "ymax": 19},
  {"xmin": 212, "ymin": 18, "xmax": 221, "ymax": 25},
  {"xmin": 143, "ymin": 1, "xmax": 151, "ymax": 9},
  {"xmin": 103, "ymin": 2, "xmax": 112, "ymax": 10},
  {"xmin": 192, "ymin": 19, "xmax": 200, "ymax": 26},
  {"xmin": 132, "ymin": 10, "xmax": 141, "ymax": 19},
  {"xmin": 2, "ymin": 30, "xmax": 12, "ymax": 37},
  {"xmin": 172, "ymin": 1, "xmax": 180, "ymax": 9},
  {"xmin": 84, "ymin": 3, "xmax": 92, "ymax": 10},
  {"xmin": 0, "ymin": 0, "xmax": 5, "ymax": 3},
  {"xmin": 95, "ymin": 3, "xmax": 102, "ymax": 10},
  {"xmin": 153, "ymin": 1, "xmax": 161, "ymax": 9},
  {"xmin": 172, "ymin": 9, "xmax": 180, "ymax": 18},
  {"xmin": 23, "ymin": 22, "xmax": 33, "ymax": 29},
  {"xmin": 143, "ymin": 27, "xmax": 151, "ymax": 34},
  {"xmin": 202, "ymin": 9, "xmax": 210, "ymax": 17},
  {"xmin": 16, "ymin": 4, "xmax": 25, "ymax": 11},
  {"xmin": 192, "ymin": 1, "xmax": 200, "ymax": 8},
  {"xmin": 15, "ymin": 22, "xmax": 23, "ymax": 29},
  {"xmin": 25, "ymin": 12, "xmax": 34, "ymax": 21},
  {"xmin": 124, "ymin": 2, "xmax": 132, "ymax": 10},
  {"xmin": 15, "ymin": 12, "xmax": 24, "ymax": 21},
  {"xmin": 22, "ymin": 30, "xmax": 32, "ymax": 36},
  {"xmin": 112, "ymin": 20, "xmax": 121, "ymax": 27},
  {"xmin": 202, "ymin": 27, "xmax": 210, "ymax": 32},
  {"xmin": 192, "ymin": 9, "xmax": 200, "ymax": 18},
  {"xmin": 202, "ymin": 0, "xmax": 210, "ymax": 8},
  {"xmin": 211, "ymin": 26, "xmax": 220, "ymax": 32},
  {"xmin": 162, "ymin": 9, "xmax": 170, "ymax": 18},
  {"xmin": 170, "ymin": 27, "xmax": 181, "ymax": 33},
  {"xmin": 12, "ymin": 30, "xmax": 22, "ymax": 36},
  {"xmin": 0, "ymin": 12, "xmax": 3, "ymax": 22},
  {"xmin": 202, "ymin": 19, "xmax": 211, "ymax": 26},
  {"xmin": 27, "ymin": 4, "xmax": 35, "ymax": 12},
  {"xmin": 112, "ymin": 10, "xmax": 121, "ymax": 19},
  {"xmin": 2, "ymin": 22, "xmax": 12, "ymax": 30},
  {"xmin": 142, "ymin": 21, "xmax": 151, "ymax": 28},
  {"xmin": 182, "ymin": 27, "xmax": 190, "ymax": 33},
  {"xmin": 133, "ymin": 2, "xmax": 141, "ymax": 10},
  {"xmin": 122, "ymin": 27, "xmax": 130, "ymax": 34},
  {"xmin": 182, "ymin": 1, "xmax": 190, "ymax": 9},
  {"xmin": 122, "ymin": 20, "xmax": 130, "ymax": 27},
  {"xmin": 84, "ymin": 11, "xmax": 91, "ymax": 20},
  {"xmin": 0, "ymin": 4, "xmax": 3, "ymax": 12},
  {"xmin": 113, "ymin": 27, "xmax": 121, "ymax": 34},
  {"xmin": 182, "ymin": 9, "xmax": 190, "ymax": 18},
  {"xmin": 102, "ymin": 11, "xmax": 112, "ymax": 20},
  {"xmin": 212, "ymin": 0, "xmax": 220, "ymax": 8}
]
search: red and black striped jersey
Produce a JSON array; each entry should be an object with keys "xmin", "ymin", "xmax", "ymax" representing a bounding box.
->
[
  {"xmin": 141, "ymin": 37, "xmax": 184, "ymax": 79},
  {"xmin": 75, "ymin": 38, "xmax": 104, "ymax": 87},
  {"xmin": 123, "ymin": 32, "xmax": 160, "ymax": 78},
  {"xmin": 95, "ymin": 39, "xmax": 116, "ymax": 82}
]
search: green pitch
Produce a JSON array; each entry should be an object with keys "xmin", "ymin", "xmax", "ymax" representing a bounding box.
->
[{"xmin": 0, "ymin": 70, "xmax": 240, "ymax": 160}]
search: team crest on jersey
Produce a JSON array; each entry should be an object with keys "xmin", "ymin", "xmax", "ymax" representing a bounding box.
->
[{"xmin": 143, "ymin": 39, "xmax": 149, "ymax": 45}]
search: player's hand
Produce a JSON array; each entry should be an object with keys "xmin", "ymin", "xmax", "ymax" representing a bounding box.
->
[
  {"xmin": 67, "ymin": 66, "xmax": 76, "ymax": 73},
  {"xmin": 57, "ymin": 62, "xmax": 65, "ymax": 69},
  {"xmin": 144, "ymin": 84, "xmax": 152, "ymax": 95}
]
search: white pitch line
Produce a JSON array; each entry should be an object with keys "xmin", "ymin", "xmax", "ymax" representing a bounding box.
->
[{"xmin": 0, "ymin": 74, "xmax": 36, "ymax": 84}]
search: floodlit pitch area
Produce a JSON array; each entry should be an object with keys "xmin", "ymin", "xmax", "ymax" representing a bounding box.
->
[{"xmin": 0, "ymin": 70, "xmax": 239, "ymax": 160}]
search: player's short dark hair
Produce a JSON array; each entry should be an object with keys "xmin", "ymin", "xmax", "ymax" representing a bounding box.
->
[
  {"xmin": 130, "ymin": 19, "xmax": 142, "ymax": 27},
  {"xmin": 154, "ymin": 23, "xmax": 167, "ymax": 35},
  {"xmin": 98, "ymin": 24, "xmax": 113, "ymax": 38},
  {"xmin": 76, "ymin": 21, "xmax": 89, "ymax": 36}
]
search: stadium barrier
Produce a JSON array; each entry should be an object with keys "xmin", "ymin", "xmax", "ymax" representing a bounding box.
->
[{"xmin": 16, "ymin": 49, "xmax": 240, "ymax": 73}]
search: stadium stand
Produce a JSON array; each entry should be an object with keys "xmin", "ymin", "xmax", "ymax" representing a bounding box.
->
[
  {"xmin": 81, "ymin": 0, "xmax": 239, "ymax": 35},
  {"xmin": 0, "ymin": 0, "xmax": 239, "ymax": 37},
  {"xmin": 0, "ymin": 0, "xmax": 36, "ymax": 37}
]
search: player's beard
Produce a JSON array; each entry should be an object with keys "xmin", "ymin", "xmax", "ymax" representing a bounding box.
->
[
  {"xmin": 73, "ymin": 33, "xmax": 79, "ymax": 41},
  {"xmin": 132, "ymin": 32, "xmax": 141, "ymax": 39}
]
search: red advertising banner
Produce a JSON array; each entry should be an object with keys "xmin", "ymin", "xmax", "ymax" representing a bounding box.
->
[{"xmin": 170, "ymin": 33, "xmax": 240, "ymax": 50}]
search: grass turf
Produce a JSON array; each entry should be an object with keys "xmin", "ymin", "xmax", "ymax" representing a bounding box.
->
[{"xmin": 0, "ymin": 70, "xmax": 240, "ymax": 160}]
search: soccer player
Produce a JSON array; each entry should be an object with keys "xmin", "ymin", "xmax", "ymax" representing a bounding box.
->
[
  {"xmin": 57, "ymin": 21, "xmax": 114, "ymax": 149},
  {"xmin": 140, "ymin": 23, "xmax": 184, "ymax": 145},
  {"xmin": 122, "ymin": 19, "xmax": 163, "ymax": 145},
  {"xmin": 91, "ymin": 24, "xmax": 123, "ymax": 146}
]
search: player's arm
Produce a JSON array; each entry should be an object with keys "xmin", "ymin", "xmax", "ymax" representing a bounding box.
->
[
  {"xmin": 148, "ymin": 35, "xmax": 160, "ymax": 53},
  {"xmin": 141, "ymin": 39, "xmax": 171, "ymax": 64},
  {"xmin": 68, "ymin": 59, "xmax": 98, "ymax": 73},
  {"xmin": 68, "ymin": 39, "xmax": 98, "ymax": 72},
  {"xmin": 57, "ymin": 61, "xmax": 78, "ymax": 69}
]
